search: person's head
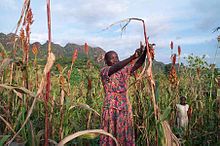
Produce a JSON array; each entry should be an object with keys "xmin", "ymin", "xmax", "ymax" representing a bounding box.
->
[
  {"xmin": 104, "ymin": 51, "xmax": 119, "ymax": 66},
  {"xmin": 180, "ymin": 96, "xmax": 187, "ymax": 105}
]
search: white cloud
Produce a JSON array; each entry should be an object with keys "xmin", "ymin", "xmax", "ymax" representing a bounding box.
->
[
  {"xmin": 176, "ymin": 36, "xmax": 214, "ymax": 45},
  {"xmin": 191, "ymin": 0, "xmax": 220, "ymax": 30},
  {"xmin": 0, "ymin": 0, "xmax": 19, "ymax": 10},
  {"xmin": 2, "ymin": 0, "xmax": 219, "ymax": 67},
  {"xmin": 30, "ymin": 33, "xmax": 48, "ymax": 44},
  {"xmin": 51, "ymin": 0, "xmax": 129, "ymax": 28}
]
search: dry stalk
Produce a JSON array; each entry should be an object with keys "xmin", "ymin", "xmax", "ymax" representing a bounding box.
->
[
  {"xmin": 44, "ymin": 0, "xmax": 52, "ymax": 145},
  {"xmin": 6, "ymin": 0, "xmax": 55, "ymax": 142},
  {"xmin": 14, "ymin": 0, "xmax": 30, "ymax": 35},
  {"xmin": 57, "ymin": 129, "xmax": 119, "ymax": 146},
  {"xmin": 49, "ymin": 95, "xmax": 55, "ymax": 139},
  {"xmin": 59, "ymin": 89, "xmax": 65, "ymax": 140},
  {"xmin": 0, "ymin": 115, "xmax": 16, "ymax": 134}
]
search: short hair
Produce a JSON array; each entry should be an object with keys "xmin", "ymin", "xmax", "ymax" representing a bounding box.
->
[
  {"xmin": 104, "ymin": 51, "xmax": 116, "ymax": 61},
  {"xmin": 180, "ymin": 96, "xmax": 186, "ymax": 100}
]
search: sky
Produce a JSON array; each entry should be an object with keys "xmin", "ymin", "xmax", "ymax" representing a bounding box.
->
[{"xmin": 0, "ymin": 0, "xmax": 220, "ymax": 67}]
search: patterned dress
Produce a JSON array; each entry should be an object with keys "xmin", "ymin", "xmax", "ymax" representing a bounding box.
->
[{"xmin": 100, "ymin": 65, "xmax": 135, "ymax": 146}]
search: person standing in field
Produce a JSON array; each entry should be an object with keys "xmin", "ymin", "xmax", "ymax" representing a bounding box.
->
[
  {"xmin": 176, "ymin": 96, "xmax": 192, "ymax": 129},
  {"xmin": 99, "ymin": 44, "xmax": 147, "ymax": 146}
]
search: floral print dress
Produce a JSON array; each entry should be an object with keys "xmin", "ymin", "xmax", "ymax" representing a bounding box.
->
[{"xmin": 100, "ymin": 65, "xmax": 135, "ymax": 146}]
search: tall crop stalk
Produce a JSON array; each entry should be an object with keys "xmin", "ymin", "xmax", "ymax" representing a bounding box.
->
[
  {"xmin": 44, "ymin": 0, "xmax": 52, "ymax": 145},
  {"xmin": 67, "ymin": 49, "xmax": 78, "ymax": 95},
  {"xmin": 57, "ymin": 64, "xmax": 65, "ymax": 140},
  {"xmin": 59, "ymin": 89, "xmax": 65, "ymax": 140},
  {"xmin": 178, "ymin": 45, "xmax": 181, "ymax": 72},
  {"xmin": 32, "ymin": 44, "xmax": 39, "ymax": 89}
]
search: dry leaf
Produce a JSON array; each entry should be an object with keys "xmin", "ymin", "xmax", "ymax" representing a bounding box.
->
[{"xmin": 57, "ymin": 129, "xmax": 118, "ymax": 146}]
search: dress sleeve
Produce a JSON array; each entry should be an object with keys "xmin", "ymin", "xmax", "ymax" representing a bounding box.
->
[
  {"xmin": 176, "ymin": 104, "xmax": 180, "ymax": 111},
  {"xmin": 100, "ymin": 66, "xmax": 110, "ymax": 83},
  {"xmin": 186, "ymin": 104, "xmax": 189, "ymax": 111}
]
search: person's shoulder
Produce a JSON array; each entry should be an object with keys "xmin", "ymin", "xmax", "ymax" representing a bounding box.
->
[
  {"xmin": 100, "ymin": 66, "xmax": 110, "ymax": 76},
  {"xmin": 178, "ymin": 104, "xmax": 189, "ymax": 109},
  {"xmin": 176, "ymin": 104, "xmax": 181, "ymax": 110}
]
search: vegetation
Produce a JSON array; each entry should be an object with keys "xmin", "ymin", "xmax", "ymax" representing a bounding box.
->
[
  {"xmin": 1, "ymin": 41, "xmax": 219, "ymax": 145},
  {"xmin": 0, "ymin": 0, "xmax": 220, "ymax": 146}
]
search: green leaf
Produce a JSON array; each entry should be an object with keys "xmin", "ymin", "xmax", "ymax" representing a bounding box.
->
[
  {"xmin": 157, "ymin": 122, "xmax": 164, "ymax": 137},
  {"xmin": 157, "ymin": 122, "xmax": 166, "ymax": 146},
  {"xmin": 0, "ymin": 135, "xmax": 10, "ymax": 146},
  {"xmin": 160, "ymin": 106, "xmax": 171, "ymax": 122}
]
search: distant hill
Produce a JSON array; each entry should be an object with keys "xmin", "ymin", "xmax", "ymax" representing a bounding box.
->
[
  {"xmin": 0, "ymin": 32, "xmax": 166, "ymax": 71},
  {"xmin": 0, "ymin": 32, "xmax": 106, "ymax": 64}
]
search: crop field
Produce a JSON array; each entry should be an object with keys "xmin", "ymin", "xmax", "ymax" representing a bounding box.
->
[{"xmin": 0, "ymin": 0, "xmax": 220, "ymax": 146}]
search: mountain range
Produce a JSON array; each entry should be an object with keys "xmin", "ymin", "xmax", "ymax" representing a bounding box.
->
[
  {"xmin": 0, "ymin": 32, "xmax": 166, "ymax": 71},
  {"xmin": 0, "ymin": 32, "xmax": 105, "ymax": 63}
]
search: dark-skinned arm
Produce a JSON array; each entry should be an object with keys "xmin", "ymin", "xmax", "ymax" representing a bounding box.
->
[
  {"xmin": 130, "ymin": 48, "xmax": 147, "ymax": 74},
  {"xmin": 108, "ymin": 55, "xmax": 136, "ymax": 76}
]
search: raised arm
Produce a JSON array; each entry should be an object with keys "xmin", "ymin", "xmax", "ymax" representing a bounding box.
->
[
  {"xmin": 108, "ymin": 56, "xmax": 135, "ymax": 76},
  {"xmin": 131, "ymin": 43, "xmax": 155, "ymax": 74},
  {"xmin": 131, "ymin": 48, "xmax": 146, "ymax": 74},
  {"xmin": 108, "ymin": 48, "xmax": 143, "ymax": 76}
]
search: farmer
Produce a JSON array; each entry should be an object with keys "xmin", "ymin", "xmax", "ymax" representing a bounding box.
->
[
  {"xmin": 99, "ymin": 44, "xmax": 147, "ymax": 146},
  {"xmin": 176, "ymin": 96, "xmax": 192, "ymax": 129}
]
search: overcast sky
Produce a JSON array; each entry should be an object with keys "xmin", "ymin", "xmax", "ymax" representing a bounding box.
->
[{"xmin": 0, "ymin": 0, "xmax": 220, "ymax": 67}]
